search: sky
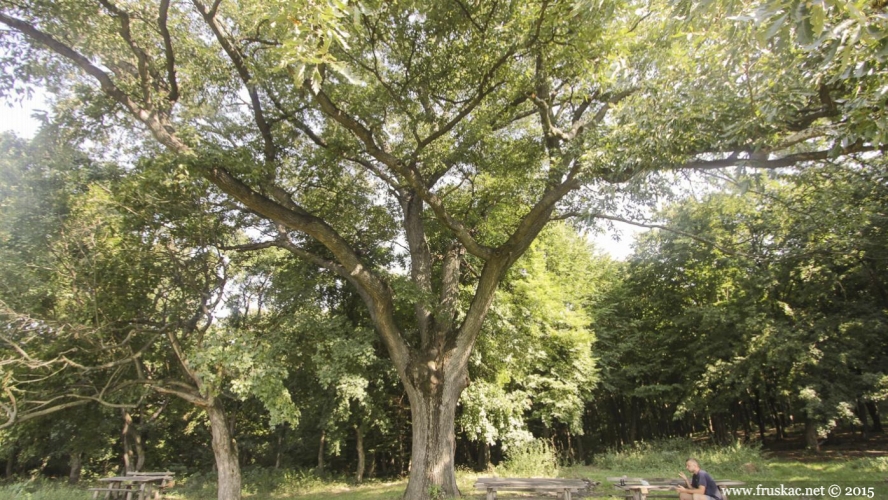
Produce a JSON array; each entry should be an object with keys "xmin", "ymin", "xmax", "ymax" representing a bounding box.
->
[
  {"xmin": 1, "ymin": 93, "xmax": 45, "ymax": 139},
  {"xmin": 1, "ymin": 94, "xmax": 640, "ymax": 259}
]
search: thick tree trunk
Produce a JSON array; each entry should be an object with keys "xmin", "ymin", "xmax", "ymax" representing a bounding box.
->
[
  {"xmin": 206, "ymin": 404, "xmax": 242, "ymax": 500},
  {"xmin": 402, "ymin": 364, "xmax": 467, "ymax": 499},
  {"xmin": 711, "ymin": 413, "xmax": 730, "ymax": 445},
  {"xmin": 68, "ymin": 452, "xmax": 82, "ymax": 484},
  {"xmin": 477, "ymin": 441, "xmax": 490, "ymax": 471}
]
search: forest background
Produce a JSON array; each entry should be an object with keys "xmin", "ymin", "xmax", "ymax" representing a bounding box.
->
[{"xmin": 0, "ymin": 0, "xmax": 887, "ymax": 499}]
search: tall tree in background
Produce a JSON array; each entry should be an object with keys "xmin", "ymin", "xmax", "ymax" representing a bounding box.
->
[
  {"xmin": 460, "ymin": 223, "xmax": 606, "ymax": 467},
  {"xmin": 1, "ymin": 0, "xmax": 884, "ymax": 497},
  {"xmin": 593, "ymin": 159, "xmax": 888, "ymax": 450},
  {"xmin": 0, "ymin": 133, "xmax": 306, "ymax": 496}
]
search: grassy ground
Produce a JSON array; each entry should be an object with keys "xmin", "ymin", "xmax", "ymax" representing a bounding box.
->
[{"xmin": 2, "ymin": 439, "xmax": 886, "ymax": 499}]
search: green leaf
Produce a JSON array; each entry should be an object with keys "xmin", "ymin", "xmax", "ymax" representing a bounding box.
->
[
  {"xmin": 794, "ymin": 3, "xmax": 814, "ymax": 45},
  {"xmin": 762, "ymin": 12, "xmax": 788, "ymax": 42}
]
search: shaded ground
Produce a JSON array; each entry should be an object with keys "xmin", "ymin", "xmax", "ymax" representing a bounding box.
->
[{"xmin": 762, "ymin": 428, "xmax": 888, "ymax": 462}]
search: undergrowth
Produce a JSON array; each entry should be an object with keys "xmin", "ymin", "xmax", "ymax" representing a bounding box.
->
[{"xmin": 588, "ymin": 437, "xmax": 767, "ymax": 478}]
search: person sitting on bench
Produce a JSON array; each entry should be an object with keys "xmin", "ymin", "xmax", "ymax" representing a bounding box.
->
[{"xmin": 675, "ymin": 458, "xmax": 723, "ymax": 500}]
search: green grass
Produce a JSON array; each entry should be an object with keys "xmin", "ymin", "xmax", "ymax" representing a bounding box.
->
[
  {"xmin": 560, "ymin": 439, "xmax": 888, "ymax": 500},
  {"xmin": 0, "ymin": 478, "xmax": 93, "ymax": 500},
  {"xmin": 3, "ymin": 442, "xmax": 885, "ymax": 499}
]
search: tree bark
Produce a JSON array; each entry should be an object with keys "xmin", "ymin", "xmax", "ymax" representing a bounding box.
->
[
  {"xmin": 122, "ymin": 410, "xmax": 146, "ymax": 472},
  {"xmin": 367, "ymin": 451, "xmax": 376, "ymax": 479},
  {"xmin": 275, "ymin": 427, "xmax": 284, "ymax": 470},
  {"xmin": 856, "ymin": 399, "xmax": 869, "ymax": 438},
  {"xmin": 477, "ymin": 441, "xmax": 490, "ymax": 471},
  {"xmin": 804, "ymin": 415, "xmax": 820, "ymax": 452},
  {"xmin": 356, "ymin": 423, "xmax": 365, "ymax": 483},
  {"xmin": 206, "ymin": 404, "xmax": 242, "ymax": 500},
  {"xmin": 5, "ymin": 447, "xmax": 14, "ymax": 478},
  {"xmin": 122, "ymin": 410, "xmax": 134, "ymax": 473},
  {"xmin": 317, "ymin": 429, "xmax": 326, "ymax": 476},
  {"xmin": 402, "ymin": 363, "xmax": 467, "ymax": 499},
  {"xmin": 68, "ymin": 452, "xmax": 82, "ymax": 484},
  {"xmin": 628, "ymin": 398, "xmax": 638, "ymax": 443},
  {"xmin": 752, "ymin": 392, "xmax": 767, "ymax": 443},
  {"xmin": 866, "ymin": 401, "xmax": 883, "ymax": 433}
]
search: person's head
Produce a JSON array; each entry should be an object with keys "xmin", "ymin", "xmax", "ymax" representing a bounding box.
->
[{"xmin": 685, "ymin": 458, "xmax": 701, "ymax": 473}]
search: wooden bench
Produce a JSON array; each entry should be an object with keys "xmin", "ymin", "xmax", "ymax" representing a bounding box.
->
[
  {"xmin": 474, "ymin": 477, "xmax": 593, "ymax": 500},
  {"xmin": 126, "ymin": 471, "xmax": 175, "ymax": 488},
  {"xmin": 91, "ymin": 472, "xmax": 176, "ymax": 500}
]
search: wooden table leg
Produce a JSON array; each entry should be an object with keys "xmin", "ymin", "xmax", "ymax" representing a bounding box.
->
[{"xmin": 486, "ymin": 487, "xmax": 496, "ymax": 500}]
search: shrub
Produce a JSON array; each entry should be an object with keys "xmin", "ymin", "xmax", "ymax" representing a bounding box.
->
[{"xmin": 497, "ymin": 439, "xmax": 558, "ymax": 477}]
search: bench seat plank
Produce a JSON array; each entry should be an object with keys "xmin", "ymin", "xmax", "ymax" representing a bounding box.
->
[{"xmin": 474, "ymin": 477, "xmax": 591, "ymax": 500}]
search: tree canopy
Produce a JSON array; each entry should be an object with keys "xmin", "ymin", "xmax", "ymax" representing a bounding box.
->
[{"xmin": 1, "ymin": 0, "xmax": 886, "ymax": 498}]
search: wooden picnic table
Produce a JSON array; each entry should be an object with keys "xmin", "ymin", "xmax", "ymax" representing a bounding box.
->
[
  {"xmin": 607, "ymin": 477, "xmax": 745, "ymax": 500},
  {"xmin": 474, "ymin": 477, "xmax": 593, "ymax": 500},
  {"xmin": 89, "ymin": 473, "xmax": 173, "ymax": 500}
]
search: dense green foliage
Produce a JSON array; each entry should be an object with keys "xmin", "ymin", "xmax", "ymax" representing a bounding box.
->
[
  {"xmin": 1, "ymin": 0, "xmax": 887, "ymax": 498},
  {"xmin": 588, "ymin": 158, "xmax": 888, "ymax": 451}
]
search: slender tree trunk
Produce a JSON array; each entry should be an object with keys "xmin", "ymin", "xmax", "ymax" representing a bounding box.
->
[
  {"xmin": 628, "ymin": 398, "xmax": 638, "ymax": 443},
  {"xmin": 317, "ymin": 429, "xmax": 326, "ymax": 476},
  {"xmin": 856, "ymin": 399, "xmax": 869, "ymax": 439},
  {"xmin": 768, "ymin": 398, "xmax": 784, "ymax": 440},
  {"xmin": 68, "ymin": 452, "xmax": 82, "ymax": 484},
  {"xmin": 134, "ymin": 429, "xmax": 146, "ymax": 472},
  {"xmin": 5, "ymin": 447, "xmax": 15, "ymax": 478},
  {"xmin": 866, "ymin": 401, "xmax": 883, "ymax": 432},
  {"xmin": 804, "ymin": 415, "xmax": 820, "ymax": 453},
  {"xmin": 367, "ymin": 451, "xmax": 376, "ymax": 479},
  {"xmin": 206, "ymin": 404, "xmax": 242, "ymax": 500},
  {"xmin": 122, "ymin": 410, "xmax": 134, "ymax": 473},
  {"xmin": 576, "ymin": 430, "xmax": 586, "ymax": 465},
  {"xmin": 402, "ymin": 363, "xmax": 467, "ymax": 499},
  {"xmin": 355, "ymin": 423, "xmax": 365, "ymax": 483},
  {"xmin": 275, "ymin": 428, "xmax": 284, "ymax": 470},
  {"xmin": 752, "ymin": 392, "xmax": 767, "ymax": 443},
  {"xmin": 122, "ymin": 410, "xmax": 146, "ymax": 472}
]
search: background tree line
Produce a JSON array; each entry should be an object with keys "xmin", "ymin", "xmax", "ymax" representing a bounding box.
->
[{"xmin": 2, "ymin": 128, "xmax": 885, "ymax": 485}]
